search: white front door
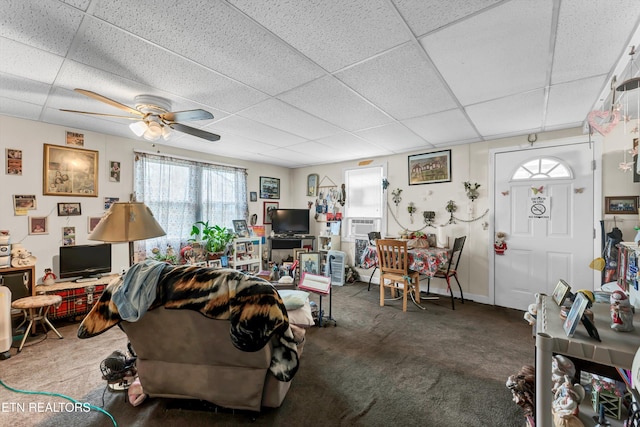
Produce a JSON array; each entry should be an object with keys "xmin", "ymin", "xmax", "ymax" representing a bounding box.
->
[{"xmin": 493, "ymin": 142, "xmax": 596, "ymax": 311}]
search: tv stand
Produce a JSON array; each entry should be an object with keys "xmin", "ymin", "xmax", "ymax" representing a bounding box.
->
[
  {"xmin": 268, "ymin": 235, "xmax": 316, "ymax": 261},
  {"xmin": 75, "ymin": 277, "xmax": 99, "ymax": 283},
  {"xmin": 37, "ymin": 274, "xmax": 119, "ymax": 320}
]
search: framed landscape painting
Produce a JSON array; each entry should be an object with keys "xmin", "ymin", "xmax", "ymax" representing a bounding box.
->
[{"xmin": 408, "ymin": 150, "xmax": 451, "ymax": 185}]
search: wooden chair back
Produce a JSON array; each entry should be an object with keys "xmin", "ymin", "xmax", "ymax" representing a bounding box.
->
[{"xmin": 376, "ymin": 239, "xmax": 410, "ymax": 276}]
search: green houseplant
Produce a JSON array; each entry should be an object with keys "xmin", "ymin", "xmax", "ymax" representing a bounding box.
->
[{"xmin": 189, "ymin": 221, "xmax": 234, "ymax": 255}]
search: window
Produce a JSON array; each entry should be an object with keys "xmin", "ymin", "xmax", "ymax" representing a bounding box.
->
[
  {"xmin": 512, "ymin": 157, "xmax": 572, "ymax": 180},
  {"xmin": 134, "ymin": 152, "xmax": 248, "ymax": 257},
  {"xmin": 343, "ymin": 164, "xmax": 386, "ymax": 241}
]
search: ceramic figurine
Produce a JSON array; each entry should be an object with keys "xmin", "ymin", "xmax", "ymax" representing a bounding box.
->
[
  {"xmin": 10, "ymin": 243, "xmax": 36, "ymax": 267},
  {"xmin": 551, "ymin": 375, "xmax": 585, "ymax": 419},
  {"xmin": 42, "ymin": 268, "xmax": 56, "ymax": 285},
  {"xmin": 610, "ymin": 290, "xmax": 634, "ymax": 332}
]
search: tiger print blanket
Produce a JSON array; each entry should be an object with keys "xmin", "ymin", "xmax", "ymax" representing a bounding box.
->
[{"xmin": 77, "ymin": 264, "xmax": 299, "ymax": 382}]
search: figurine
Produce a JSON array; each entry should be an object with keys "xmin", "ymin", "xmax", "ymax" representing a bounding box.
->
[
  {"xmin": 42, "ymin": 268, "xmax": 56, "ymax": 285},
  {"xmin": 10, "ymin": 243, "xmax": 36, "ymax": 267},
  {"xmin": 610, "ymin": 290, "xmax": 634, "ymax": 332},
  {"xmin": 494, "ymin": 231, "xmax": 507, "ymax": 255},
  {"xmin": 551, "ymin": 375, "xmax": 585, "ymax": 421}
]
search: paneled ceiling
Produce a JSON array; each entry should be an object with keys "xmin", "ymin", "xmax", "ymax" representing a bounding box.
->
[{"xmin": 1, "ymin": 0, "xmax": 640, "ymax": 168}]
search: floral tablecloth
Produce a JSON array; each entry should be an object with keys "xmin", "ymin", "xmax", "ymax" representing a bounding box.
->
[{"xmin": 360, "ymin": 245, "xmax": 449, "ymax": 278}]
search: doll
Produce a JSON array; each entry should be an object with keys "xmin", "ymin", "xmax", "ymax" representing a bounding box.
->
[
  {"xmin": 494, "ymin": 231, "xmax": 507, "ymax": 255},
  {"xmin": 42, "ymin": 268, "xmax": 56, "ymax": 285},
  {"xmin": 610, "ymin": 290, "xmax": 634, "ymax": 332}
]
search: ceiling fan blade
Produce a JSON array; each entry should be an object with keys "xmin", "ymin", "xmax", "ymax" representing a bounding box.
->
[
  {"xmin": 161, "ymin": 109, "xmax": 213, "ymax": 122},
  {"xmin": 59, "ymin": 109, "xmax": 142, "ymax": 120},
  {"xmin": 168, "ymin": 123, "xmax": 221, "ymax": 142},
  {"xmin": 74, "ymin": 88, "xmax": 143, "ymax": 117}
]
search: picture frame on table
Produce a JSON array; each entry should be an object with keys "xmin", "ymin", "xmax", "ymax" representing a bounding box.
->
[
  {"xmin": 43, "ymin": 144, "xmax": 98, "ymax": 197},
  {"xmin": 299, "ymin": 252, "xmax": 321, "ymax": 276},
  {"xmin": 57, "ymin": 202, "xmax": 82, "ymax": 216},
  {"xmin": 408, "ymin": 149, "xmax": 451, "ymax": 185},
  {"xmin": 263, "ymin": 201, "xmax": 279, "ymax": 224},
  {"xmin": 563, "ymin": 292, "xmax": 589, "ymax": 338},
  {"xmin": 207, "ymin": 259, "xmax": 222, "ymax": 269},
  {"xmin": 233, "ymin": 219, "xmax": 249, "ymax": 236},
  {"xmin": 604, "ymin": 195, "xmax": 639, "ymax": 215},
  {"xmin": 236, "ymin": 243, "xmax": 247, "ymax": 254},
  {"xmin": 259, "ymin": 176, "xmax": 280, "ymax": 199},
  {"xmin": 551, "ymin": 279, "xmax": 571, "ymax": 306}
]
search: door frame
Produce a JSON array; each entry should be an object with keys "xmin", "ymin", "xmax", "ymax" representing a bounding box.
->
[{"xmin": 488, "ymin": 135, "xmax": 603, "ymax": 306}]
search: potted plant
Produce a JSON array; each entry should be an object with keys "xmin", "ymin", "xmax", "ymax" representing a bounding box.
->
[{"xmin": 189, "ymin": 221, "xmax": 234, "ymax": 257}]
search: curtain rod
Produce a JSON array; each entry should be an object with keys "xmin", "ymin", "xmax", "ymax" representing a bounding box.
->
[{"xmin": 134, "ymin": 149, "xmax": 246, "ymax": 170}]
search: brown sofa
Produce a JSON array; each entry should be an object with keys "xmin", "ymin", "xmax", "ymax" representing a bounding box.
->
[{"xmin": 120, "ymin": 307, "xmax": 304, "ymax": 412}]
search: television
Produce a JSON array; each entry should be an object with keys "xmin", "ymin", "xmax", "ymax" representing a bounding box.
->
[
  {"xmin": 59, "ymin": 243, "xmax": 112, "ymax": 280},
  {"xmin": 271, "ymin": 209, "xmax": 310, "ymax": 235}
]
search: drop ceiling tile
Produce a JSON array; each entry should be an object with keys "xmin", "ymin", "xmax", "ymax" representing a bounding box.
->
[
  {"xmin": 69, "ymin": 18, "xmax": 269, "ymax": 113},
  {"xmin": 239, "ymin": 98, "xmax": 343, "ymax": 140},
  {"xmin": 336, "ymin": 43, "xmax": 457, "ymax": 120},
  {"xmin": 60, "ymin": 0, "xmax": 91, "ymax": 11},
  {"xmin": 210, "ymin": 116, "xmax": 305, "ymax": 148},
  {"xmin": 466, "ymin": 90, "xmax": 546, "ymax": 137},
  {"xmin": 552, "ymin": 0, "xmax": 640, "ymax": 84},
  {"xmin": 393, "ymin": 0, "xmax": 503, "ymax": 37},
  {"xmin": 0, "ymin": 72, "xmax": 51, "ymax": 105},
  {"xmin": 402, "ymin": 109, "xmax": 480, "ymax": 145},
  {"xmin": 279, "ymin": 76, "xmax": 393, "ymax": 131},
  {"xmin": 355, "ymin": 123, "xmax": 430, "ymax": 152},
  {"xmin": 0, "ymin": 96, "xmax": 43, "ymax": 120},
  {"xmin": 546, "ymin": 76, "xmax": 606, "ymax": 128},
  {"xmin": 92, "ymin": 0, "xmax": 324, "ymax": 95},
  {"xmin": 312, "ymin": 132, "xmax": 390, "ymax": 157},
  {"xmin": 0, "ymin": 0, "xmax": 84, "ymax": 56},
  {"xmin": 229, "ymin": 0, "xmax": 411, "ymax": 72},
  {"xmin": 420, "ymin": 0, "xmax": 553, "ymax": 105},
  {"xmin": 0, "ymin": 38, "xmax": 64, "ymax": 84}
]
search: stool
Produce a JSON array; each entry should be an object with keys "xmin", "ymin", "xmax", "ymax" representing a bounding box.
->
[{"xmin": 11, "ymin": 295, "xmax": 63, "ymax": 352}]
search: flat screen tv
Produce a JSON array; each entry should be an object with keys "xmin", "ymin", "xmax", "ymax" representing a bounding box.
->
[
  {"xmin": 271, "ymin": 209, "xmax": 310, "ymax": 235},
  {"xmin": 59, "ymin": 243, "xmax": 112, "ymax": 280}
]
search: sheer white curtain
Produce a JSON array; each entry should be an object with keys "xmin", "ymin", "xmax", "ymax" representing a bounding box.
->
[{"xmin": 133, "ymin": 152, "xmax": 248, "ymax": 258}]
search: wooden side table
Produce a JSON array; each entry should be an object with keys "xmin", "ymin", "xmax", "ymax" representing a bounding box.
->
[{"xmin": 11, "ymin": 294, "xmax": 64, "ymax": 352}]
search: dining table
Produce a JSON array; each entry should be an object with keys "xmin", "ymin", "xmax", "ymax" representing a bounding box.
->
[{"xmin": 360, "ymin": 244, "xmax": 450, "ymax": 278}]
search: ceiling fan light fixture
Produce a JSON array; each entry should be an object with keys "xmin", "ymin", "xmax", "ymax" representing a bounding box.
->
[
  {"xmin": 143, "ymin": 121, "xmax": 163, "ymax": 141},
  {"xmin": 161, "ymin": 125, "xmax": 171, "ymax": 140},
  {"xmin": 129, "ymin": 120, "xmax": 148, "ymax": 137}
]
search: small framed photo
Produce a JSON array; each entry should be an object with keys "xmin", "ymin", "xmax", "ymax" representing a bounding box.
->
[
  {"xmin": 299, "ymin": 252, "xmax": 321, "ymax": 275},
  {"xmin": 563, "ymin": 292, "xmax": 589, "ymax": 338},
  {"xmin": 104, "ymin": 197, "xmax": 119, "ymax": 210},
  {"xmin": 307, "ymin": 173, "xmax": 319, "ymax": 197},
  {"xmin": 551, "ymin": 279, "xmax": 571, "ymax": 306},
  {"xmin": 236, "ymin": 243, "xmax": 247, "ymax": 254},
  {"xmin": 6, "ymin": 148, "xmax": 22, "ymax": 175},
  {"xmin": 66, "ymin": 131, "xmax": 84, "ymax": 146},
  {"xmin": 109, "ymin": 161, "xmax": 121, "ymax": 182},
  {"xmin": 88, "ymin": 216, "xmax": 102, "ymax": 233},
  {"xmin": 408, "ymin": 149, "xmax": 452, "ymax": 185},
  {"xmin": 250, "ymin": 191, "xmax": 258, "ymax": 202},
  {"xmin": 263, "ymin": 201, "xmax": 279, "ymax": 224},
  {"xmin": 233, "ymin": 219, "xmax": 249, "ymax": 236},
  {"xmin": 62, "ymin": 226, "xmax": 76, "ymax": 246},
  {"xmin": 246, "ymin": 242, "xmax": 254, "ymax": 253},
  {"xmin": 13, "ymin": 194, "xmax": 37, "ymax": 215},
  {"xmin": 260, "ymin": 176, "xmax": 280, "ymax": 199},
  {"xmin": 207, "ymin": 259, "xmax": 222, "ymax": 269},
  {"xmin": 28, "ymin": 217, "xmax": 48, "ymax": 235},
  {"xmin": 604, "ymin": 196, "xmax": 639, "ymax": 215},
  {"xmin": 57, "ymin": 202, "xmax": 82, "ymax": 216}
]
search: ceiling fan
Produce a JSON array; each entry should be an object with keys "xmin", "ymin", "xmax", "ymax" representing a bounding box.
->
[{"xmin": 60, "ymin": 88, "xmax": 221, "ymax": 142}]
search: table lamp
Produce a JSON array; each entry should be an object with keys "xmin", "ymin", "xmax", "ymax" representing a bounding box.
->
[{"xmin": 89, "ymin": 202, "xmax": 166, "ymax": 266}]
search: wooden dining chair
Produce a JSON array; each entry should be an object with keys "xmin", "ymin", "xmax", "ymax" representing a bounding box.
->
[
  {"xmin": 426, "ymin": 236, "xmax": 466, "ymax": 310},
  {"xmin": 376, "ymin": 239, "xmax": 421, "ymax": 312}
]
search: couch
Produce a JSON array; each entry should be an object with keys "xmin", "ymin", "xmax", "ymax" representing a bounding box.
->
[
  {"xmin": 120, "ymin": 307, "xmax": 305, "ymax": 411},
  {"xmin": 77, "ymin": 262, "xmax": 309, "ymax": 412}
]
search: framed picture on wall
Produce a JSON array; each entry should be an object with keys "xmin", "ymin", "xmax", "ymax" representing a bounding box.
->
[
  {"xmin": 263, "ymin": 201, "xmax": 279, "ymax": 224},
  {"xmin": 633, "ymin": 138, "xmax": 639, "ymax": 183},
  {"xmin": 6, "ymin": 148, "xmax": 22, "ymax": 175},
  {"xmin": 408, "ymin": 149, "xmax": 452, "ymax": 185},
  {"xmin": 260, "ymin": 176, "xmax": 280, "ymax": 199},
  {"xmin": 604, "ymin": 195, "xmax": 639, "ymax": 214},
  {"xmin": 307, "ymin": 173, "xmax": 319, "ymax": 197},
  {"xmin": 250, "ymin": 191, "xmax": 258, "ymax": 202},
  {"xmin": 28, "ymin": 216, "xmax": 48, "ymax": 235},
  {"xmin": 57, "ymin": 202, "xmax": 82, "ymax": 216},
  {"xmin": 109, "ymin": 161, "xmax": 121, "ymax": 182},
  {"xmin": 43, "ymin": 144, "xmax": 98, "ymax": 197},
  {"xmin": 62, "ymin": 226, "xmax": 76, "ymax": 246},
  {"xmin": 88, "ymin": 216, "xmax": 102, "ymax": 233}
]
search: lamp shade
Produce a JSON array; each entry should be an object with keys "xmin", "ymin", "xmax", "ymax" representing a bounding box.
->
[{"xmin": 89, "ymin": 202, "xmax": 165, "ymax": 243}]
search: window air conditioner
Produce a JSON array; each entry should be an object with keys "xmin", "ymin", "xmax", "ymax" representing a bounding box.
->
[{"xmin": 348, "ymin": 218, "xmax": 379, "ymax": 237}]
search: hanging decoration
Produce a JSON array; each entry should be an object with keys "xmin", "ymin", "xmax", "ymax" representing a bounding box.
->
[
  {"xmin": 531, "ymin": 186, "xmax": 544, "ymax": 195},
  {"xmin": 446, "ymin": 200, "xmax": 457, "ymax": 224},
  {"xmin": 587, "ymin": 109, "xmax": 620, "ymax": 136},
  {"xmin": 407, "ymin": 202, "xmax": 417, "ymax": 223},
  {"xmin": 464, "ymin": 181, "xmax": 481, "ymax": 202},
  {"xmin": 391, "ymin": 188, "xmax": 403, "ymax": 206},
  {"xmin": 494, "ymin": 231, "xmax": 507, "ymax": 255},
  {"xmin": 382, "ymin": 178, "xmax": 389, "ymax": 190},
  {"xmin": 423, "ymin": 211, "xmax": 435, "ymax": 227}
]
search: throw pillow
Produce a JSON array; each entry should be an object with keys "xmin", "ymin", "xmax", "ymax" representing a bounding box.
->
[{"xmin": 279, "ymin": 289, "xmax": 310, "ymax": 310}]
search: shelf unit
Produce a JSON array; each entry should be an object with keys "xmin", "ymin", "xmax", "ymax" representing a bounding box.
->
[{"xmin": 229, "ymin": 237, "xmax": 262, "ymax": 273}]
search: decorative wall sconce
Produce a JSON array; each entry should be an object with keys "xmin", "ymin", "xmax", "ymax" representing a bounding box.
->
[
  {"xmin": 446, "ymin": 200, "xmax": 457, "ymax": 224},
  {"xmin": 391, "ymin": 188, "xmax": 403, "ymax": 206},
  {"xmin": 464, "ymin": 181, "xmax": 481, "ymax": 202},
  {"xmin": 382, "ymin": 178, "xmax": 389, "ymax": 190},
  {"xmin": 423, "ymin": 211, "xmax": 435, "ymax": 227}
]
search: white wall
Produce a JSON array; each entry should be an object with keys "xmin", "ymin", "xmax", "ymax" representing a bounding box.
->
[
  {"xmin": 0, "ymin": 115, "xmax": 291, "ymax": 282},
  {"xmin": 290, "ymin": 126, "xmax": 639, "ymax": 303}
]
